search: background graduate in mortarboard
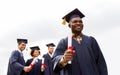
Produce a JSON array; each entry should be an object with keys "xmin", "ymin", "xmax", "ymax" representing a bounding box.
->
[
  {"xmin": 52, "ymin": 8, "xmax": 108, "ymax": 75},
  {"xmin": 43, "ymin": 43, "xmax": 55, "ymax": 75},
  {"xmin": 7, "ymin": 39, "xmax": 31, "ymax": 75},
  {"xmin": 24, "ymin": 46, "xmax": 44, "ymax": 75}
]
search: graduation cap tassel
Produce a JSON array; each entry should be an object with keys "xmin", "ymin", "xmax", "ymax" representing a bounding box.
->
[{"xmin": 62, "ymin": 18, "xmax": 66, "ymax": 25}]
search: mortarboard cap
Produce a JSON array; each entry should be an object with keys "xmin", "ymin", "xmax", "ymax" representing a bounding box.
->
[
  {"xmin": 30, "ymin": 46, "xmax": 40, "ymax": 50},
  {"xmin": 46, "ymin": 43, "xmax": 55, "ymax": 47},
  {"xmin": 17, "ymin": 38, "xmax": 28, "ymax": 44},
  {"xmin": 62, "ymin": 8, "xmax": 85, "ymax": 25}
]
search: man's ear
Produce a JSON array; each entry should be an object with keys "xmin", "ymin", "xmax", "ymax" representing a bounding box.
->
[{"xmin": 68, "ymin": 24, "xmax": 71, "ymax": 28}]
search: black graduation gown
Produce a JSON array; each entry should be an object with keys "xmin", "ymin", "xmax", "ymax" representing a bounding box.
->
[
  {"xmin": 43, "ymin": 53, "xmax": 54, "ymax": 75},
  {"xmin": 52, "ymin": 35, "xmax": 108, "ymax": 75},
  {"xmin": 7, "ymin": 50, "xmax": 25, "ymax": 75},
  {"xmin": 24, "ymin": 58, "xmax": 43, "ymax": 75}
]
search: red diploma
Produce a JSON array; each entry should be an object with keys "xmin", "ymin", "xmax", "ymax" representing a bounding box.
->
[{"xmin": 29, "ymin": 57, "xmax": 38, "ymax": 69}]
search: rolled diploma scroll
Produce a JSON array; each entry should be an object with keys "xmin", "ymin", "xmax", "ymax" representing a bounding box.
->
[
  {"xmin": 68, "ymin": 33, "xmax": 73, "ymax": 64},
  {"xmin": 41, "ymin": 58, "xmax": 46, "ymax": 72},
  {"xmin": 41, "ymin": 58, "xmax": 46, "ymax": 67},
  {"xmin": 29, "ymin": 57, "xmax": 38, "ymax": 69},
  {"xmin": 42, "ymin": 58, "xmax": 47, "ymax": 67},
  {"xmin": 42, "ymin": 58, "xmax": 44, "ymax": 64}
]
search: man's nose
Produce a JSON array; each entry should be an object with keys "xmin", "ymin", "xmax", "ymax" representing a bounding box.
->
[
  {"xmin": 76, "ymin": 21, "xmax": 80, "ymax": 24},
  {"xmin": 77, "ymin": 21, "xmax": 83, "ymax": 25}
]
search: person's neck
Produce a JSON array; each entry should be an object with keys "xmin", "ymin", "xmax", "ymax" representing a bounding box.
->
[
  {"xmin": 32, "ymin": 56, "xmax": 37, "ymax": 58},
  {"xmin": 72, "ymin": 32, "xmax": 83, "ymax": 43},
  {"xmin": 48, "ymin": 52, "xmax": 52, "ymax": 55},
  {"xmin": 72, "ymin": 32, "xmax": 82, "ymax": 38},
  {"xmin": 18, "ymin": 48, "xmax": 22, "ymax": 52}
]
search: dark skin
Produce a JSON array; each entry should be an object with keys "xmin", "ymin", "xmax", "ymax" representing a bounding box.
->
[
  {"xmin": 69, "ymin": 17, "xmax": 83, "ymax": 37},
  {"xmin": 60, "ymin": 17, "xmax": 83, "ymax": 64}
]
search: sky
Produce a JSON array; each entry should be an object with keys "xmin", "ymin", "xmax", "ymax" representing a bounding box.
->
[{"xmin": 0, "ymin": 0, "xmax": 120, "ymax": 75}]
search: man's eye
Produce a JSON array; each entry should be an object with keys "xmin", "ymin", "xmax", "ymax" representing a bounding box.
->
[
  {"xmin": 73, "ymin": 21, "xmax": 83, "ymax": 23},
  {"xmin": 80, "ymin": 21, "xmax": 83, "ymax": 23},
  {"xmin": 73, "ymin": 21, "xmax": 77, "ymax": 23}
]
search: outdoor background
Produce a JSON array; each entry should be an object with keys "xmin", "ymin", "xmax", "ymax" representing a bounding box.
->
[{"xmin": 0, "ymin": 0, "xmax": 120, "ymax": 75}]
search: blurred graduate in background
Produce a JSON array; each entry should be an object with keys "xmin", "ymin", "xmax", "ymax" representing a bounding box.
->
[
  {"xmin": 24, "ymin": 46, "xmax": 46, "ymax": 75},
  {"xmin": 7, "ymin": 39, "xmax": 31, "ymax": 75},
  {"xmin": 43, "ymin": 43, "xmax": 55, "ymax": 75}
]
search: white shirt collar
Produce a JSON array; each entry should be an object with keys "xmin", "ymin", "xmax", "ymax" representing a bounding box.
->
[
  {"xmin": 17, "ymin": 49, "xmax": 23, "ymax": 56},
  {"xmin": 18, "ymin": 49, "xmax": 22, "ymax": 53},
  {"xmin": 48, "ymin": 52, "xmax": 53, "ymax": 58}
]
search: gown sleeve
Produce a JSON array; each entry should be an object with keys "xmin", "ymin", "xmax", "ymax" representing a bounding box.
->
[
  {"xmin": 52, "ymin": 38, "xmax": 68, "ymax": 73},
  {"xmin": 25, "ymin": 60, "xmax": 31, "ymax": 66},
  {"xmin": 90, "ymin": 37, "xmax": 108, "ymax": 75},
  {"xmin": 23, "ymin": 59, "xmax": 31, "ymax": 75},
  {"xmin": 9, "ymin": 51, "xmax": 24, "ymax": 71}
]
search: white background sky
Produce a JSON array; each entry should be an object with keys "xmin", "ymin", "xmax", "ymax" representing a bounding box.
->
[{"xmin": 0, "ymin": 0, "xmax": 120, "ymax": 75}]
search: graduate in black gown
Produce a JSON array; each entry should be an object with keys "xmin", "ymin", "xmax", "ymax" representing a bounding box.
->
[
  {"xmin": 7, "ymin": 39, "xmax": 31, "ymax": 75},
  {"xmin": 24, "ymin": 46, "xmax": 45, "ymax": 75},
  {"xmin": 52, "ymin": 8, "xmax": 108, "ymax": 75},
  {"xmin": 43, "ymin": 43, "xmax": 55, "ymax": 75}
]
